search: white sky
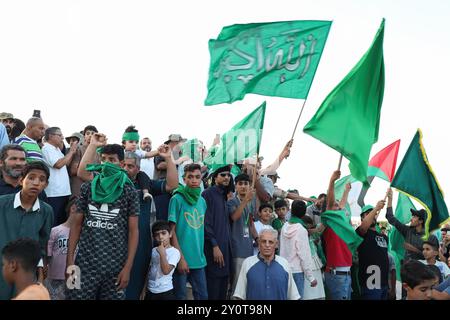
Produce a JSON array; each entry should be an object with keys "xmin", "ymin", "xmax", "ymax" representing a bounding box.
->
[{"xmin": 1, "ymin": 0, "xmax": 449, "ymax": 219}]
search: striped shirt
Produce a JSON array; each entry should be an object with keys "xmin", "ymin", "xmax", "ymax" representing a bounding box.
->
[{"xmin": 13, "ymin": 135, "xmax": 44, "ymax": 162}]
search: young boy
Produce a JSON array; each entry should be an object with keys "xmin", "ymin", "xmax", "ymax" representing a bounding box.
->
[
  {"xmin": 2, "ymin": 238, "xmax": 50, "ymax": 300},
  {"xmin": 272, "ymin": 199, "xmax": 288, "ymax": 233},
  {"xmin": 420, "ymin": 235, "xmax": 450, "ymax": 282},
  {"xmin": 45, "ymin": 195, "xmax": 78, "ymax": 300},
  {"xmin": 143, "ymin": 221, "xmax": 180, "ymax": 300},
  {"xmin": 0, "ymin": 161, "xmax": 54, "ymax": 300},
  {"xmin": 253, "ymin": 203, "xmax": 275, "ymax": 255},
  {"xmin": 401, "ymin": 259, "xmax": 437, "ymax": 300},
  {"xmin": 122, "ymin": 125, "xmax": 158, "ymax": 201}
]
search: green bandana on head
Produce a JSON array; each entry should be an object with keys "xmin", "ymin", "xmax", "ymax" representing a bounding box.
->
[
  {"xmin": 122, "ymin": 132, "xmax": 140, "ymax": 142},
  {"xmin": 173, "ymin": 185, "xmax": 201, "ymax": 205},
  {"xmin": 86, "ymin": 162, "xmax": 133, "ymax": 204}
]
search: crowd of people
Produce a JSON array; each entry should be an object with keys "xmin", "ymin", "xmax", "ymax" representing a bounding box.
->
[{"xmin": 0, "ymin": 111, "xmax": 449, "ymax": 301}]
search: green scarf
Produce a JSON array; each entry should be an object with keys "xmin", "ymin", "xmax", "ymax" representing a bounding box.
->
[
  {"xmin": 320, "ymin": 210, "xmax": 363, "ymax": 255},
  {"xmin": 173, "ymin": 185, "xmax": 201, "ymax": 205},
  {"xmin": 86, "ymin": 162, "xmax": 133, "ymax": 204},
  {"xmin": 289, "ymin": 216, "xmax": 308, "ymax": 229},
  {"xmin": 122, "ymin": 132, "xmax": 140, "ymax": 142}
]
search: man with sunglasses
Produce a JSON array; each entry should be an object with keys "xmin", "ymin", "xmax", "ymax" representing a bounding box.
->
[{"xmin": 202, "ymin": 165, "xmax": 234, "ymax": 300}]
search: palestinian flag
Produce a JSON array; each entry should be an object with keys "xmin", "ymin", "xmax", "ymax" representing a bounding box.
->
[{"xmin": 334, "ymin": 139, "xmax": 401, "ymax": 216}]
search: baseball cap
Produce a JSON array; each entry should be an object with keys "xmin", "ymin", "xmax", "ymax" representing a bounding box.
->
[
  {"xmin": 411, "ymin": 208, "xmax": 427, "ymax": 221},
  {"xmin": 361, "ymin": 204, "xmax": 375, "ymax": 216}
]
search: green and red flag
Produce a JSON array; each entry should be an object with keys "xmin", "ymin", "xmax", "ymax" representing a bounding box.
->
[
  {"xmin": 304, "ymin": 19, "xmax": 385, "ymax": 187},
  {"xmin": 391, "ymin": 129, "xmax": 450, "ymax": 239},
  {"xmin": 205, "ymin": 20, "xmax": 332, "ymax": 105},
  {"xmin": 321, "ymin": 210, "xmax": 363, "ymax": 254},
  {"xmin": 367, "ymin": 139, "xmax": 401, "ymax": 182}
]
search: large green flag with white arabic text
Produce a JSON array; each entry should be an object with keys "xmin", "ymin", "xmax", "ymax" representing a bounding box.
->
[
  {"xmin": 205, "ymin": 20, "xmax": 332, "ymax": 105},
  {"xmin": 303, "ymin": 19, "xmax": 385, "ymax": 187}
]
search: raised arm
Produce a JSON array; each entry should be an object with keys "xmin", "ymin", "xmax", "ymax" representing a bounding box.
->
[
  {"xmin": 259, "ymin": 139, "xmax": 293, "ymax": 176},
  {"xmin": 158, "ymin": 144, "xmax": 179, "ymax": 192},
  {"xmin": 385, "ymin": 188, "xmax": 410, "ymax": 237},
  {"xmin": 77, "ymin": 133, "xmax": 107, "ymax": 182},
  {"xmin": 230, "ymin": 189, "xmax": 255, "ymax": 222},
  {"xmin": 326, "ymin": 170, "xmax": 341, "ymax": 210},
  {"xmin": 358, "ymin": 200, "xmax": 385, "ymax": 236}
]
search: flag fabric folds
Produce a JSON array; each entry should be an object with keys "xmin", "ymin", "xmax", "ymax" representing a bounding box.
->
[
  {"xmin": 205, "ymin": 20, "xmax": 332, "ymax": 105},
  {"xmin": 321, "ymin": 210, "xmax": 363, "ymax": 254},
  {"xmin": 203, "ymin": 102, "xmax": 266, "ymax": 172},
  {"xmin": 303, "ymin": 19, "xmax": 385, "ymax": 187},
  {"xmin": 391, "ymin": 129, "xmax": 450, "ymax": 239}
]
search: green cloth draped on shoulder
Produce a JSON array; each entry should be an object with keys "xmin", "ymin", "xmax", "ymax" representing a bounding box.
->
[
  {"xmin": 321, "ymin": 210, "xmax": 363, "ymax": 254},
  {"xmin": 289, "ymin": 216, "xmax": 308, "ymax": 229},
  {"xmin": 86, "ymin": 162, "xmax": 133, "ymax": 204},
  {"xmin": 173, "ymin": 185, "xmax": 201, "ymax": 205}
]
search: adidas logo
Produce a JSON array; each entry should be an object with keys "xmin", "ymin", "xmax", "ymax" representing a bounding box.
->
[{"xmin": 87, "ymin": 204, "xmax": 120, "ymax": 230}]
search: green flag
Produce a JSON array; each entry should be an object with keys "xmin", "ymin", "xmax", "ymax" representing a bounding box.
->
[
  {"xmin": 303, "ymin": 19, "xmax": 385, "ymax": 187},
  {"xmin": 321, "ymin": 210, "xmax": 363, "ymax": 254},
  {"xmin": 391, "ymin": 129, "xmax": 450, "ymax": 239},
  {"xmin": 388, "ymin": 193, "xmax": 415, "ymax": 280},
  {"xmin": 204, "ymin": 102, "xmax": 266, "ymax": 171},
  {"xmin": 181, "ymin": 138, "xmax": 203, "ymax": 163},
  {"xmin": 205, "ymin": 20, "xmax": 332, "ymax": 105}
]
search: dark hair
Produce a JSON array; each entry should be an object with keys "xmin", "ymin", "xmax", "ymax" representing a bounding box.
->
[
  {"xmin": 1, "ymin": 238, "xmax": 41, "ymax": 273},
  {"xmin": 124, "ymin": 125, "xmax": 138, "ymax": 133},
  {"xmin": 65, "ymin": 195, "xmax": 79, "ymax": 218},
  {"xmin": 234, "ymin": 173, "xmax": 250, "ymax": 184},
  {"xmin": 22, "ymin": 162, "xmax": 50, "ymax": 181},
  {"xmin": 274, "ymin": 199, "xmax": 288, "ymax": 209},
  {"xmin": 10, "ymin": 119, "xmax": 26, "ymax": 141},
  {"xmin": 0, "ymin": 144, "xmax": 25, "ymax": 162},
  {"xmin": 401, "ymin": 260, "xmax": 437, "ymax": 289},
  {"xmin": 318, "ymin": 193, "xmax": 327, "ymax": 200},
  {"xmin": 152, "ymin": 220, "xmax": 171, "ymax": 235},
  {"xmin": 83, "ymin": 125, "xmax": 98, "ymax": 135},
  {"xmin": 101, "ymin": 144, "xmax": 125, "ymax": 161},
  {"xmin": 259, "ymin": 203, "xmax": 273, "ymax": 213},
  {"xmin": 427, "ymin": 264, "xmax": 443, "ymax": 284},
  {"xmin": 302, "ymin": 215, "xmax": 314, "ymax": 226},
  {"xmin": 291, "ymin": 200, "xmax": 307, "ymax": 219},
  {"xmin": 184, "ymin": 163, "xmax": 202, "ymax": 175},
  {"xmin": 44, "ymin": 127, "xmax": 61, "ymax": 141}
]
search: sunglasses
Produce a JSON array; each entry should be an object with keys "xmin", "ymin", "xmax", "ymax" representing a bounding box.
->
[{"xmin": 219, "ymin": 172, "xmax": 231, "ymax": 177}]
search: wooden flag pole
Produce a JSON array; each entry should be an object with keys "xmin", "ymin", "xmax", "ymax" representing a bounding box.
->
[
  {"xmin": 290, "ymin": 99, "xmax": 308, "ymax": 140},
  {"xmin": 251, "ymin": 153, "xmax": 259, "ymax": 189},
  {"xmin": 337, "ymin": 154, "xmax": 343, "ymax": 171}
]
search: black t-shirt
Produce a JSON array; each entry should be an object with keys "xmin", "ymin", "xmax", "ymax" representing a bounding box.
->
[{"xmin": 356, "ymin": 227, "xmax": 389, "ymax": 289}]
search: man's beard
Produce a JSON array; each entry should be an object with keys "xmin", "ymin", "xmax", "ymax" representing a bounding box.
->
[{"xmin": 5, "ymin": 166, "xmax": 23, "ymax": 178}]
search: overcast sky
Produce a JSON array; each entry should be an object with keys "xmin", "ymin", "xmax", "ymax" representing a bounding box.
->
[{"xmin": 1, "ymin": 0, "xmax": 449, "ymax": 219}]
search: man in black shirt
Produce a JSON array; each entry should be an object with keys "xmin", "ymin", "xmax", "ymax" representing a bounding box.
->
[{"xmin": 356, "ymin": 200, "xmax": 390, "ymax": 300}]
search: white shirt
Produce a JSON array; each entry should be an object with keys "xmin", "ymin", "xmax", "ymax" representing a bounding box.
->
[
  {"xmin": 42, "ymin": 143, "xmax": 71, "ymax": 197},
  {"xmin": 420, "ymin": 260, "xmax": 450, "ymax": 279},
  {"xmin": 140, "ymin": 158, "xmax": 155, "ymax": 180},
  {"xmin": 148, "ymin": 246, "xmax": 180, "ymax": 294}
]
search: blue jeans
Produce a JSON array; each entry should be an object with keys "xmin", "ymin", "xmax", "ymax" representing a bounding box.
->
[
  {"xmin": 325, "ymin": 272, "xmax": 352, "ymax": 300},
  {"xmin": 173, "ymin": 268, "xmax": 208, "ymax": 300},
  {"xmin": 360, "ymin": 286, "xmax": 388, "ymax": 300},
  {"xmin": 293, "ymin": 272, "xmax": 305, "ymax": 299}
]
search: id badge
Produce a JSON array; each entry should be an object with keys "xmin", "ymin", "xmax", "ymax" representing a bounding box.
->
[{"xmin": 243, "ymin": 225, "xmax": 250, "ymax": 238}]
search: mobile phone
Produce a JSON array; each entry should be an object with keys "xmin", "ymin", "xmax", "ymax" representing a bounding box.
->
[{"xmin": 33, "ymin": 109, "xmax": 41, "ymax": 118}]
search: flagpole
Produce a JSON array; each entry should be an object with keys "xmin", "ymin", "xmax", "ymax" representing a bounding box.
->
[
  {"xmin": 251, "ymin": 153, "xmax": 258, "ymax": 189},
  {"xmin": 337, "ymin": 154, "xmax": 343, "ymax": 171},
  {"xmin": 290, "ymin": 99, "xmax": 308, "ymax": 140}
]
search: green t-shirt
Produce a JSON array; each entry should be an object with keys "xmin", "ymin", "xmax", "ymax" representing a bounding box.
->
[{"xmin": 168, "ymin": 193, "xmax": 207, "ymax": 269}]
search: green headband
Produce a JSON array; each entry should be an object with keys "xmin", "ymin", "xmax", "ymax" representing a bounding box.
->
[{"xmin": 122, "ymin": 132, "xmax": 140, "ymax": 142}]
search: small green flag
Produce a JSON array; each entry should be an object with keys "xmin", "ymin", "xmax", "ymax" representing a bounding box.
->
[
  {"xmin": 205, "ymin": 20, "xmax": 332, "ymax": 105},
  {"xmin": 303, "ymin": 19, "xmax": 385, "ymax": 187},
  {"xmin": 391, "ymin": 129, "xmax": 450, "ymax": 239},
  {"xmin": 204, "ymin": 102, "xmax": 266, "ymax": 171},
  {"xmin": 181, "ymin": 138, "xmax": 203, "ymax": 163},
  {"xmin": 388, "ymin": 193, "xmax": 414, "ymax": 280}
]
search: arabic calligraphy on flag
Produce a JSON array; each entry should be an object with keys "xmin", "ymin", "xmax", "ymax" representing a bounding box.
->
[{"xmin": 205, "ymin": 20, "xmax": 332, "ymax": 106}]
